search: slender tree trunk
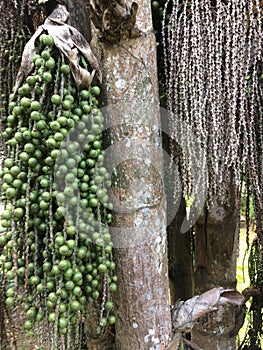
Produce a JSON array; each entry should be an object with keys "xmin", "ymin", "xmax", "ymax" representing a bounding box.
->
[
  {"xmin": 91, "ymin": 1, "xmax": 172, "ymax": 348},
  {"xmin": 167, "ymin": 197, "xmax": 194, "ymax": 305},
  {"xmin": 162, "ymin": 122, "xmax": 194, "ymax": 305},
  {"xmin": 192, "ymin": 183, "xmax": 240, "ymax": 349}
]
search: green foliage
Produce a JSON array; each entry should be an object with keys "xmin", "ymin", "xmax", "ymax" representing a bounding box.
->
[{"xmin": 240, "ymin": 194, "xmax": 255, "ymax": 221}]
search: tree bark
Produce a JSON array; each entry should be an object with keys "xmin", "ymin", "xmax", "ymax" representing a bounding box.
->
[
  {"xmin": 192, "ymin": 184, "xmax": 240, "ymax": 349},
  {"xmin": 90, "ymin": 1, "xmax": 172, "ymax": 348}
]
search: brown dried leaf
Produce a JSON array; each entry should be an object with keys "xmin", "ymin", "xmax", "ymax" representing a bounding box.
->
[
  {"xmin": 12, "ymin": 27, "xmax": 43, "ymax": 97},
  {"xmin": 220, "ymin": 289, "xmax": 246, "ymax": 306},
  {"xmin": 12, "ymin": 4, "xmax": 101, "ymax": 98},
  {"xmin": 171, "ymin": 287, "xmax": 245, "ymax": 332}
]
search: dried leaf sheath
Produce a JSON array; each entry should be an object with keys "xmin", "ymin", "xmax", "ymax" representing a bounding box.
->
[
  {"xmin": 13, "ymin": 3, "xmax": 101, "ymax": 97},
  {"xmin": 171, "ymin": 287, "xmax": 245, "ymax": 333}
]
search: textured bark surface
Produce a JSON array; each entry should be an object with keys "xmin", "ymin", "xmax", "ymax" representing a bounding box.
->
[
  {"xmin": 91, "ymin": 1, "xmax": 172, "ymax": 348},
  {"xmin": 192, "ymin": 185, "xmax": 239, "ymax": 349}
]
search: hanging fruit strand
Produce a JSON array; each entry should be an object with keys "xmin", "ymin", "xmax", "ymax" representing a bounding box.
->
[
  {"xmin": 161, "ymin": 0, "xmax": 263, "ymax": 347},
  {"xmin": 0, "ymin": 8, "xmax": 116, "ymax": 346}
]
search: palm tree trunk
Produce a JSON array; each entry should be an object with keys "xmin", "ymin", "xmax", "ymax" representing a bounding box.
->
[
  {"xmin": 192, "ymin": 184, "xmax": 239, "ymax": 349},
  {"xmin": 90, "ymin": 1, "xmax": 172, "ymax": 348}
]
